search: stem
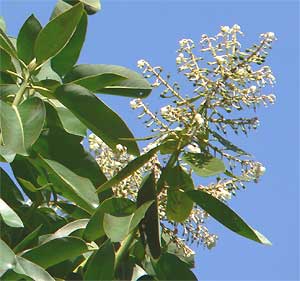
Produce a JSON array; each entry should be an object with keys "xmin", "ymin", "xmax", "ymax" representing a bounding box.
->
[
  {"xmin": 114, "ymin": 230, "xmax": 136, "ymax": 271},
  {"xmin": 12, "ymin": 71, "xmax": 29, "ymax": 106}
]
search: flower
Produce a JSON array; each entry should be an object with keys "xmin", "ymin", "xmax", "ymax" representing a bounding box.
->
[
  {"xmin": 221, "ymin": 26, "xmax": 230, "ymax": 33},
  {"xmin": 176, "ymin": 53, "xmax": 185, "ymax": 64},
  {"xmin": 186, "ymin": 144, "xmax": 201, "ymax": 153},
  {"xmin": 137, "ymin": 59, "xmax": 146, "ymax": 68},
  {"xmin": 194, "ymin": 113, "xmax": 204, "ymax": 126},
  {"xmin": 160, "ymin": 105, "xmax": 170, "ymax": 116},
  {"xmin": 130, "ymin": 98, "xmax": 142, "ymax": 109},
  {"xmin": 232, "ymin": 24, "xmax": 241, "ymax": 32},
  {"xmin": 215, "ymin": 55, "xmax": 226, "ymax": 64},
  {"xmin": 248, "ymin": 85, "xmax": 257, "ymax": 93}
]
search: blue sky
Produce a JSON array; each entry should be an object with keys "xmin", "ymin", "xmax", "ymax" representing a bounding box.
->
[{"xmin": 1, "ymin": 0, "xmax": 299, "ymax": 280}]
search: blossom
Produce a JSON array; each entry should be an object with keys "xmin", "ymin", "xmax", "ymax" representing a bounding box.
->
[
  {"xmin": 194, "ymin": 113, "xmax": 204, "ymax": 126},
  {"xmin": 130, "ymin": 98, "xmax": 142, "ymax": 109},
  {"xmin": 221, "ymin": 25, "xmax": 230, "ymax": 33},
  {"xmin": 248, "ymin": 85, "xmax": 257, "ymax": 93},
  {"xmin": 160, "ymin": 105, "xmax": 170, "ymax": 116},
  {"xmin": 137, "ymin": 59, "xmax": 146, "ymax": 68},
  {"xmin": 215, "ymin": 55, "xmax": 226, "ymax": 64},
  {"xmin": 186, "ymin": 144, "xmax": 201, "ymax": 154}
]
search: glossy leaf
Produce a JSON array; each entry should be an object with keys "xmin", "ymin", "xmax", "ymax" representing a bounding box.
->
[
  {"xmin": 103, "ymin": 201, "xmax": 153, "ymax": 242},
  {"xmin": 13, "ymin": 225, "xmax": 43, "ymax": 254},
  {"xmin": 96, "ymin": 144, "xmax": 161, "ymax": 193},
  {"xmin": 22, "ymin": 237, "xmax": 88, "ymax": 268},
  {"xmin": 0, "ymin": 198, "xmax": 23, "ymax": 228},
  {"xmin": 166, "ymin": 166, "xmax": 194, "ymax": 222},
  {"xmin": 84, "ymin": 240, "xmax": 115, "ymax": 281},
  {"xmin": 183, "ymin": 152, "xmax": 226, "ymax": 177},
  {"xmin": 0, "ymin": 239, "xmax": 55, "ymax": 281},
  {"xmin": 153, "ymin": 253, "xmax": 197, "ymax": 280},
  {"xmin": 186, "ymin": 190, "xmax": 271, "ymax": 245},
  {"xmin": 54, "ymin": 84, "xmax": 139, "ymax": 155},
  {"xmin": 50, "ymin": 0, "xmax": 73, "ymax": 19},
  {"xmin": 0, "ymin": 49, "xmax": 16, "ymax": 72},
  {"xmin": 63, "ymin": 64, "xmax": 152, "ymax": 98},
  {"xmin": 83, "ymin": 197, "xmax": 135, "ymax": 241},
  {"xmin": 34, "ymin": 3, "xmax": 83, "ymax": 64},
  {"xmin": 137, "ymin": 172, "xmax": 161, "ymax": 259},
  {"xmin": 51, "ymin": 12, "xmax": 87, "ymax": 76},
  {"xmin": 38, "ymin": 156, "xmax": 99, "ymax": 214},
  {"xmin": 17, "ymin": 14, "xmax": 42, "ymax": 64},
  {"xmin": 0, "ymin": 98, "xmax": 46, "ymax": 156}
]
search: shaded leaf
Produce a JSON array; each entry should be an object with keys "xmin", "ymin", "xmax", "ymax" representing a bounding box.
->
[
  {"xmin": 137, "ymin": 173, "xmax": 161, "ymax": 259},
  {"xmin": 0, "ymin": 198, "xmax": 23, "ymax": 228},
  {"xmin": 165, "ymin": 165, "xmax": 194, "ymax": 222},
  {"xmin": 22, "ymin": 237, "xmax": 88, "ymax": 268},
  {"xmin": 54, "ymin": 84, "xmax": 139, "ymax": 155},
  {"xmin": 153, "ymin": 253, "xmax": 197, "ymax": 280},
  {"xmin": 0, "ymin": 28, "xmax": 17, "ymax": 58},
  {"xmin": 51, "ymin": 12, "xmax": 87, "ymax": 76},
  {"xmin": 83, "ymin": 197, "xmax": 135, "ymax": 242},
  {"xmin": 183, "ymin": 152, "xmax": 226, "ymax": 177},
  {"xmin": 56, "ymin": 202, "xmax": 90, "ymax": 219},
  {"xmin": 38, "ymin": 156, "xmax": 99, "ymax": 214},
  {"xmin": 34, "ymin": 3, "xmax": 83, "ymax": 64},
  {"xmin": 64, "ymin": 64, "xmax": 152, "ymax": 98},
  {"xmin": 96, "ymin": 144, "xmax": 160, "ymax": 193},
  {"xmin": 0, "ymin": 98, "xmax": 46, "ymax": 156},
  {"xmin": 50, "ymin": 0, "xmax": 73, "ymax": 20},
  {"xmin": 0, "ymin": 17, "xmax": 6, "ymax": 32},
  {"xmin": 103, "ymin": 201, "xmax": 153, "ymax": 242},
  {"xmin": 84, "ymin": 240, "xmax": 114, "ymax": 280},
  {"xmin": 186, "ymin": 190, "xmax": 272, "ymax": 245},
  {"xmin": 0, "ymin": 49, "xmax": 16, "ymax": 72},
  {"xmin": 17, "ymin": 14, "xmax": 42, "ymax": 64}
]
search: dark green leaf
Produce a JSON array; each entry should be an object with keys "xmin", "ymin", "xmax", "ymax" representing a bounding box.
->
[
  {"xmin": 0, "ymin": 28, "xmax": 17, "ymax": 58},
  {"xmin": 211, "ymin": 131, "xmax": 250, "ymax": 156},
  {"xmin": 166, "ymin": 165, "xmax": 194, "ymax": 222},
  {"xmin": 84, "ymin": 240, "xmax": 115, "ymax": 280},
  {"xmin": 183, "ymin": 152, "xmax": 226, "ymax": 177},
  {"xmin": 0, "ymin": 17, "xmax": 6, "ymax": 32},
  {"xmin": 51, "ymin": 12, "xmax": 87, "ymax": 76},
  {"xmin": 54, "ymin": 84, "xmax": 139, "ymax": 155},
  {"xmin": 22, "ymin": 237, "xmax": 88, "ymax": 268},
  {"xmin": 38, "ymin": 156, "xmax": 99, "ymax": 214},
  {"xmin": 0, "ymin": 198, "xmax": 23, "ymax": 228},
  {"xmin": 13, "ymin": 225, "xmax": 43, "ymax": 254},
  {"xmin": 17, "ymin": 14, "xmax": 42, "ymax": 64},
  {"xmin": 34, "ymin": 61, "xmax": 62, "ymax": 82},
  {"xmin": 63, "ymin": 64, "xmax": 152, "ymax": 98},
  {"xmin": 103, "ymin": 201, "xmax": 153, "ymax": 242},
  {"xmin": 34, "ymin": 3, "xmax": 83, "ymax": 64},
  {"xmin": 0, "ymin": 49, "xmax": 16, "ymax": 72},
  {"xmin": 96, "ymin": 145, "xmax": 160, "ymax": 193},
  {"xmin": 0, "ymin": 98, "xmax": 46, "ymax": 156},
  {"xmin": 137, "ymin": 173, "xmax": 161, "ymax": 259},
  {"xmin": 56, "ymin": 202, "xmax": 90, "ymax": 219},
  {"xmin": 153, "ymin": 253, "xmax": 197, "ymax": 280},
  {"xmin": 0, "ymin": 239, "xmax": 55, "ymax": 281},
  {"xmin": 186, "ymin": 190, "xmax": 271, "ymax": 245},
  {"xmin": 83, "ymin": 197, "xmax": 135, "ymax": 242}
]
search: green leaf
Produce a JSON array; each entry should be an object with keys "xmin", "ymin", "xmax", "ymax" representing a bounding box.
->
[
  {"xmin": 182, "ymin": 152, "xmax": 226, "ymax": 177},
  {"xmin": 0, "ymin": 198, "xmax": 23, "ymax": 228},
  {"xmin": 137, "ymin": 172, "xmax": 161, "ymax": 259},
  {"xmin": 153, "ymin": 253, "xmax": 197, "ymax": 280},
  {"xmin": 13, "ymin": 225, "xmax": 43, "ymax": 254},
  {"xmin": 51, "ymin": 12, "xmax": 87, "ymax": 76},
  {"xmin": 54, "ymin": 84, "xmax": 139, "ymax": 155},
  {"xmin": 38, "ymin": 156, "xmax": 99, "ymax": 214},
  {"xmin": 103, "ymin": 201, "xmax": 153, "ymax": 242},
  {"xmin": 22, "ymin": 237, "xmax": 88, "ymax": 268},
  {"xmin": 34, "ymin": 102, "xmax": 106, "ymax": 187},
  {"xmin": 0, "ymin": 49, "xmax": 16, "ymax": 72},
  {"xmin": 63, "ymin": 64, "xmax": 152, "ymax": 98},
  {"xmin": 17, "ymin": 14, "xmax": 42, "ymax": 64},
  {"xmin": 39, "ymin": 219, "xmax": 89, "ymax": 244},
  {"xmin": 211, "ymin": 131, "xmax": 250, "ymax": 156},
  {"xmin": 49, "ymin": 99, "xmax": 87, "ymax": 136},
  {"xmin": 50, "ymin": 0, "xmax": 73, "ymax": 20},
  {"xmin": 34, "ymin": 3, "xmax": 83, "ymax": 64},
  {"xmin": 79, "ymin": 0, "xmax": 101, "ymax": 15},
  {"xmin": 56, "ymin": 202, "xmax": 90, "ymax": 219},
  {"xmin": 0, "ymin": 17, "xmax": 6, "ymax": 32},
  {"xmin": 84, "ymin": 240, "xmax": 115, "ymax": 281},
  {"xmin": 0, "ymin": 28, "xmax": 17, "ymax": 59},
  {"xmin": 34, "ymin": 61, "xmax": 62, "ymax": 82},
  {"xmin": 83, "ymin": 197, "xmax": 135, "ymax": 242},
  {"xmin": 166, "ymin": 166, "xmax": 194, "ymax": 222},
  {"xmin": 0, "ymin": 98, "xmax": 46, "ymax": 156},
  {"xmin": 0, "ymin": 168, "xmax": 24, "ymax": 209},
  {"xmin": 0, "ymin": 239, "xmax": 55, "ymax": 281},
  {"xmin": 96, "ymin": 144, "xmax": 161, "ymax": 193},
  {"xmin": 186, "ymin": 190, "xmax": 272, "ymax": 245}
]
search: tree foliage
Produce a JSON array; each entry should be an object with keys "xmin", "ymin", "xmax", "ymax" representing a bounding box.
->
[{"xmin": 0, "ymin": 1, "xmax": 275, "ymax": 280}]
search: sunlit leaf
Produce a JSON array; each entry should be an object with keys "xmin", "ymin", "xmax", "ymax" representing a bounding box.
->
[
  {"xmin": 0, "ymin": 198, "xmax": 23, "ymax": 228},
  {"xmin": 186, "ymin": 190, "xmax": 272, "ymax": 245}
]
